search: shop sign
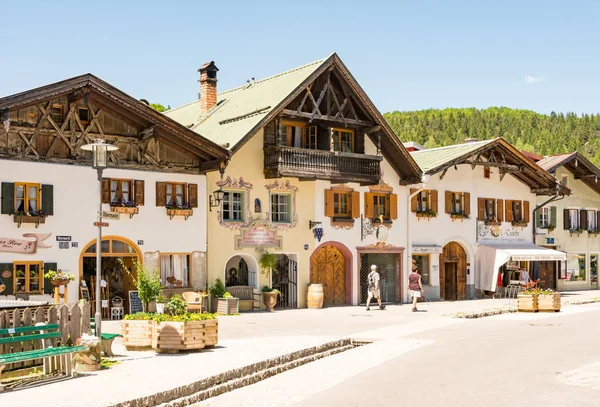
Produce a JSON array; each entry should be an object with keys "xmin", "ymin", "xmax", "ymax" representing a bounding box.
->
[
  {"xmin": 413, "ymin": 246, "xmax": 443, "ymax": 254},
  {"xmin": 56, "ymin": 236, "xmax": 71, "ymax": 242},
  {"xmin": 546, "ymin": 237, "xmax": 555, "ymax": 245},
  {"xmin": 476, "ymin": 221, "xmax": 529, "ymax": 243},
  {"xmin": 0, "ymin": 233, "xmax": 52, "ymax": 254},
  {"xmin": 235, "ymin": 223, "xmax": 282, "ymax": 249}
]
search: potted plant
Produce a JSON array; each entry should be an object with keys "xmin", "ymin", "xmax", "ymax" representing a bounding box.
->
[
  {"xmin": 209, "ymin": 278, "xmax": 227, "ymax": 313},
  {"xmin": 110, "ymin": 201, "xmax": 139, "ymax": 218},
  {"xmin": 259, "ymin": 251, "xmax": 278, "ymax": 278},
  {"xmin": 537, "ymin": 289, "xmax": 561, "ymax": 312},
  {"xmin": 14, "ymin": 210, "xmax": 48, "ymax": 228},
  {"xmin": 166, "ymin": 203, "xmax": 193, "ymax": 220},
  {"xmin": 217, "ymin": 291, "xmax": 239, "ymax": 315},
  {"xmin": 546, "ymin": 224, "xmax": 556, "ymax": 232},
  {"xmin": 484, "ymin": 217, "xmax": 502, "ymax": 226},
  {"xmin": 156, "ymin": 293, "xmax": 167, "ymax": 314},
  {"xmin": 44, "ymin": 269, "xmax": 75, "ymax": 286},
  {"xmin": 261, "ymin": 285, "xmax": 282, "ymax": 312},
  {"xmin": 450, "ymin": 212, "xmax": 470, "ymax": 221},
  {"xmin": 122, "ymin": 259, "xmax": 161, "ymax": 312}
]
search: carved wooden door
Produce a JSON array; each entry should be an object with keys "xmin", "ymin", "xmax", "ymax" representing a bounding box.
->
[
  {"xmin": 310, "ymin": 246, "xmax": 345, "ymax": 306},
  {"xmin": 441, "ymin": 242, "xmax": 467, "ymax": 300}
]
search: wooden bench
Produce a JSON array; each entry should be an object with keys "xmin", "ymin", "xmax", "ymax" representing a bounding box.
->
[
  {"xmin": 90, "ymin": 319, "xmax": 123, "ymax": 357},
  {"xmin": 226, "ymin": 286, "xmax": 258, "ymax": 311},
  {"xmin": 0, "ymin": 323, "xmax": 85, "ymax": 391}
]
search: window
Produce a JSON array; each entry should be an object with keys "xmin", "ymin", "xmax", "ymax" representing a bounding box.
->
[
  {"xmin": 78, "ymin": 107, "xmax": 90, "ymax": 124},
  {"xmin": 413, "ymin": 255, "xmax": 429, "ymax": 285},
  {"xmin": 304, "ymin": 126, "xmax": 317, "ymax": 149},
  {"xmin": 166, "ymin": 182, "xmax": 185, "ymax": 207},
  {"xmin": 451, "ymin": 192, "xmax": 462, "ymax": 214},
  {"xmin": 411, "ymin": 189, "xmax": 438, "ymax": 216},
  {"xmin": 445, "ymin": 191, "xmax": 471, "ymax": 217},
  {"xmin": 334, "ymin": 191, "xmax": 351, "ymax": 218},
  {"xmin": 278, "ymin": 121, "xmax": 318, "ymax": 149},
  {"xmin": 110, "ymin": 179, "xmax": 132, "ymax": 205},
  {"xmin": 331, "ymin": 128, "xmax": 354, "ymax": 153},
  {"xmin": 560, "ymin": 174, "xmax": 568, "ymax": 187},
  {"xmin": 14, "ymin": 183, "xmax": 40, "ymax": 213},
  {"xmin": 325, "ymin": 189, "xmax": 360, "ymax": 220},
  {"xmin": 564, "ymin": 253, "xmax": 586, "ymax": 282},
  {"xmin": 588, "ymin": 210, "xmax": 597, "ymax": 231},
  {"xmin": 512, "ymin": 201, "xmax": 522, "ymax": 222},
  {"xmin": 14, "ymin": 261, "xmax": 43, "ymax": 293},
  {"xmin": 51, "ymin": 104, "xmax": 63, "ymax": 123},
  {"xmin": 484, "ymin": 167, "xmax": 491, "ymax": 179},
  {"xmin": 365, "ymin": 191, "xmax": 398, "ymax": 221},
  {"xmin": 222, "ymin": 191, "xmax": 244, "ymax": 222},
  {"xmin": 569, "ymin": 209, "xmax": 579, "ymax": 229},
  {"xmin": 540, "ymin": 207, "xmax": 550, "ymax": 228},
  {"xmin": 417, "ymin": 191, "xmax": 429, "ymax": 212},
  {"xmin": 103, "ymin": 179, "xmax": 144, "ymax": 207},
  {"xmin": 373, "ymin": 193, "xmax": 389, "ymax": 219},
  {"xmin": 271, "ymin": 193, "xmax": 291, "ymax": 223},
  {"xmin": 591, "ymin": 255, "xmax": 598, "ymax": 285},
  {"xmin": 160, "ymin": 254, "xmax": 191, "ymax": 287}
]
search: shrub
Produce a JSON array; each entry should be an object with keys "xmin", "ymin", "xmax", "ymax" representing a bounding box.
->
[
  {"xmin": 164, "ymin": 294, "xmax": 187, "ymax": 316},
  {"xmin": 122, "ymin": 259, "xmax": 161, "ymax": 312},
  {"xmin": 209, "ymin": 278, "xmax": 227, "ymax": 298},
  {"xmin": 124, "ymin": 312, "xmax": 217, "ymax": 322}
]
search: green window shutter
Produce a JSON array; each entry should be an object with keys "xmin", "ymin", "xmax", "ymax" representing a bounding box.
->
[
  {"xmin": 550, "ymin": 206, "xmax": 557, "ymax": 229},
  {"xmin": 0, "ymin": 263, "xmax": 14, "ymax": 295},
  {"xmin": 41, "ymin": 184, "xmax": 54, "ymax": 216},
  {"xmin": 43, "ymin": 262, "xmax": 58, "ymax": 294},
  {"xmin": 1, "ymin": 182, "xmax": 14, "ymax": 215},
  {"xmin": 535, "ymin": 209, "xmax": 541, "ymax": 228}
]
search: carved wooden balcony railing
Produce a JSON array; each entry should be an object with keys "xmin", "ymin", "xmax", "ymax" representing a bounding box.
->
[{"xmin": 264, "ymin": 146, "xmax": 382, "ymax": 184}]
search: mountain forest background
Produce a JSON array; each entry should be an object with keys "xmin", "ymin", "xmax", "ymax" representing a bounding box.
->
[{"xmin": 384, "ymin": 108, "xmax": 600, "ymax": 164}]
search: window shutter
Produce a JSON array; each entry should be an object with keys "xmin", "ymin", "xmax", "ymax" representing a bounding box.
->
[
  {"xmin": 477, "ymin": 198, "xmax": 485, "ymax": 221},
  {"xmin": 43, "ymin": 262, "xmax": 58, "ymax": 295},
  {"xmin": 41, "ymin": 184, "xmax": 54, "ymax": 216},
  {"xmin": 188, "ymin": 183, "xmax": 198, "ymax": 208},
  {"xmin": 102, "ymin": 178, "xmax": 111, "ymax": 204},
  {"xmin": 535, "ymin": 208, "xmax": 541, "ymax": 228},
  {"xmin": 410, "ymin": 188, "xmax": 418, "ymax": 213},
  {"xmin": 364, "ymin": 192, "xmax": 374, "ymax": 219},
  {"xmin": 156, "ymin": 182, "xmax": 167, "ymax": 207},
  {"xmin": 580, "ymin": 210, "xmax": 587, "ymax": 230},
  {"xmin": 551, "ymin": 206, "xmax": 557, "ymax": 228},
  {"xmin": 1, "ymin": 182, "xmax": 14, "ymax": 215},
  {"xmin": 389, "ymin": 193, "xmax": 398, "ymax": 220},
  {"xmin": 505, "ymin": 200, "xmax": 513, "ymax": 223},
  {"xmin": 134, "ymin": 180, "xmax": 145, "ymax": 206},
  {"xmin": 430, "ymin": 190, "xmax": 438, "ymax": 214},
  {"xmin": 351, "ymin": 191, "xmax": 360, "ymax": 218},
  {"xmin": 563, "ymin": 209, "xmax": 570, "ymax": 230},
  {"xmin": 523, "ymin": 201, "xmax": 530, "ymax": 223},
  {"xmin": 497, "ymin": 199, "xmax": 504, "ymax": 222},
  {"xmin": 0, "ymin": 263, "xmax": 13, "ymax": 295},
  {"xmin": 463, "ymin": 193, "xmax": 470, "ymax": 216},
  {"xmin": 324, "ymin": 190, "xmax": 335, "ymax": 217},
  {"xmin": 445, "ymin": 191, "xmax": 452, "ymax": 214}
]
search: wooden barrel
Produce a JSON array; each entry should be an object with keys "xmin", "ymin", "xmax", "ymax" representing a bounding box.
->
[{"xmin": 307, "ymin": 284, "xmax": 324, "ymax": 309}]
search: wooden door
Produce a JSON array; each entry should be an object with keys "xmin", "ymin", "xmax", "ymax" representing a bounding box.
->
[
  {"xmin": 538, "ymin": 261, "xmax": 556, "ymax": 290},
  {"xmin": 440, "ymin": 242, "xmax": 467, "ymax": 301},
  {"xmin": 310, "ymin": 246, "xmax": 346, "ymax": 306},
  {"xmin": 444, "ymin": 263, "xmax": 456, "ymax": 300}
]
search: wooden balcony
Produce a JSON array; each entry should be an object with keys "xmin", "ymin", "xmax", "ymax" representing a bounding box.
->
[{"xmin": 264, "ymin": 146, "xmax": 382, "ymax": 184}]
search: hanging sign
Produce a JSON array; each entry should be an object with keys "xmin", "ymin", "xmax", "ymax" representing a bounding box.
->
[
  {"xmin": 93, "ymin": 222, "xmax": 109, "ymax": 227},
  {"xmin": 56, "ymin": 236, "xmax": 72, "ymax": 242},
  {"xmin": 0, "ymin": 233, "xmax": 52, "ymax": 254},
  {"xmin": 100, "ymin": 211, "xmax": 120, "ymax": 220}
]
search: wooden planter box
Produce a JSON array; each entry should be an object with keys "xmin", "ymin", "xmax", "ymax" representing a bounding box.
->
[
  {"xmin": 110, "ymin": 206, "xmax": 139, "ymax": 218},
  {"xmin": 450, "ymin": 214, "xmax": 469, "ymax": 221},
  {"xmin": 517, "ymin": 294, "xmax": 538, "ymax": 312},
  {"xmin": 13, "ymin": 215, "xmax": 45, "ymax": 228},
  {"xmin": 416, "ymin": 213, "xmax": 436, "ymax": 220},
  {"xmin": 167, "ymin": 208, "xmax": 193, "ymax": 220},
  {"xmin": 121, "ymin": 320, "xmax": 154, "ymax": 350},
  {"xmin": 485, "ymin": 221, "xmax": 502, "ymax": 226},
  {"xmin": 217, "ymin": 297, "xmax": 239, "ymax": 315},
  {"xmin": 538, "ymin": 293, "xmax": 561, "ymax": 312},
  {"xmin": 152, "ymin": 319, "xmax": 219, "ymax": 353},
  {"xmin": 512, "ymin": 222, "xmax": 528, "ymax": 228}
]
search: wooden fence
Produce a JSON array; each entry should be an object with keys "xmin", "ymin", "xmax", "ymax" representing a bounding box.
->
[{"xmin": 0, "ymin": 303, "xmax": 91, "ymax": 371}]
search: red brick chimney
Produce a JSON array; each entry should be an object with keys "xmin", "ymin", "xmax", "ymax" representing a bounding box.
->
[{"xmin": 198, "ymin": 61, "xmax": 219, "ymax": 114}]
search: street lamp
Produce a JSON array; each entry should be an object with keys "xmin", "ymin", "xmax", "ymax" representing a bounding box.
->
[
  {"xmin": 81, "ymin": 138, "xmax": 118, "ymax": 338},
  {"xmin": 208, "ymin": 187, "xmax": 224, "ymax": 211}
]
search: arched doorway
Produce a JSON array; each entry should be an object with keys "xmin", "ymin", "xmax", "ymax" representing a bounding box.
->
[
  {"xmin": 224, "ymin": 254, "xmax": 258, "ymax": 288},
  {"xmin": 440, "ymin": 241, "xmax": 467, "ymax": 300},
  {"xmin": 80, "ymin": 236, "xmax": 142, "ymax": 315},
  {"xmin": 310, "ymin": 245, "xmax": 348, "ymax": 306}
]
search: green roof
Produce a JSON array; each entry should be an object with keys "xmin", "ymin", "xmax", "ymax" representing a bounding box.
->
[
  {"xmin": 410, "ymin": 140, "xmax": 494, "ymax": 173},
  {"xmin": 165, "ymin": 57, "xmax": 328, "ymax": 150}
]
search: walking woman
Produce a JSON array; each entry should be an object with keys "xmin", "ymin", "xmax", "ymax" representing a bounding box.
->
[{"xmin": 408, "ymin": 260, "xmax": 423, "ymax": 312}]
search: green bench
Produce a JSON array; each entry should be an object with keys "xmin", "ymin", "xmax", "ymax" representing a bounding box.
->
[
  {"xmin": 0, "ymin": 323, "xmax": 85, "ymax": 391},
  {"xmin": 90, "ymin": 319, "xmax": 123, "ymax": 357}
]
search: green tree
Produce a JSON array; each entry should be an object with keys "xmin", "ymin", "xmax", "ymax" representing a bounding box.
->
[{"xmin": 150, "ymin": 103, "xmax": 170, "ymax": 112}]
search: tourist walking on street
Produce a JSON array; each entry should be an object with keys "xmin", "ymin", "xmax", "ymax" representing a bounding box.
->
[
  {"xmin": 409, "ymin": 260, "xmax": 424, "ymax": 312},
  {"xmin": 366, "ymin": 264, "xmax": 385, "ymax": 311}
]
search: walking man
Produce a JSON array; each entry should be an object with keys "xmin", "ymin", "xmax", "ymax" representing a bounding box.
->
[{"xmin": 366, "ymin": 264, "xmax": 385, "ymax": 311}]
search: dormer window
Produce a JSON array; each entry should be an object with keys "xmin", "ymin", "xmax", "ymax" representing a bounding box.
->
[
  {"xmin": 51, "ymin": 104, "xmax": 63, "ymax": 124},
  {"xmin": 78, "ymin": 107, "xmax": 90, "ymax": 124},
  {"xmin": 331, "ymin": 128, "xmax": 354, "ymax": 153}
]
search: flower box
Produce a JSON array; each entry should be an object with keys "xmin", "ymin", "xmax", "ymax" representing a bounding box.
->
[
  {"xmin": 485, "ymin": 221, "xmax": 502, "ymax": 226},
  {"xmin": 450, "ymin": 213, "xmax": 469, "ymax": 221},
  {"xmin": 167, "ymin": 208, "xmax": 193, "ymax": 220},
  {"xmin": 416, "ymin": 212, "xmax": 437, "ymax": 220},
  {"xmin": 511, "ymin": 221, "xmax": 528, "ymax": 228},
  {"xmin": 517, "ymin": 293, "xmax": 538, "ymax": 312},
  {"xmin": 152, "ymin": 319, "xmax": 218, "ymax": 353},
  {"xmin": 110, "ymin": 205, "xmax": 139, "ymax": 218},
  {"xmin": 121, "ymin": 319, "xmax": 154, "ymax": 350},
  {"xmin": 13, "ymin": 215, "xmax": 45, "ymax": 228},
  {"xmin": 538, "ymin": 292, "xmax": 561, "ymax": 312},
  {"xmin": 216, "ymin": 297, "xmax": 239, "ymax": 315}
]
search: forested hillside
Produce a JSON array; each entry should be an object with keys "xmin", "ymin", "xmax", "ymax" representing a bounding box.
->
[{"xmin": 384, "ymin": 107, "xmax": 600, "ymax": 164}]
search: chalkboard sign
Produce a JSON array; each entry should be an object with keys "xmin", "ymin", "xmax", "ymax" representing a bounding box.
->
[
  {"xmin": 80, "ymin": 287, "xmax": 90, "ymax": 302},
  {"xmin": 129, "ymin": 290, "xmax": 143, "ymax": 314}
]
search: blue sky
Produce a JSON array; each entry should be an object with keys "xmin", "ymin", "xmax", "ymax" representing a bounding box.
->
[{"xmin": 2, "ymin": 0, "xmax": 599, "ymax": 114}]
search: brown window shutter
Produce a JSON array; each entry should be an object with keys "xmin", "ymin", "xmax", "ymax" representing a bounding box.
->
[
  {"xmin": 430, "ymin": 190, "xmax": 438, "ymax": 214},
  {"xmin": 505, "ymin": 200, "xmax": 513, "ymax": 223},
  {"xmin": 563, "ymin": 209, "xmax": 570, "ymax": 229},
  {"xmin": 477, "ymin": 198, "xmax": 485, "ymax": 220},
  {"xmin": 156, "ymin": 182, "xmax": 167, "ymax": 207},
  {"xmin": 410, "ymin": 188, "xmax": 418, "ymax": 213},
  {"xmin": 580, "ymin": 209, "xmax": 587, "ymax": 230},
  {"xmin": 496, "ymin": 199, "xmax": 504, "ymax": 222},
  {"xmin": 351, "ymin": 191, "xmax": 360, "ymax": 218},
  {"xmin": 188, "ymin": 184, "xmax": 198, "ymax": 208},
  {"xmin": 102, "ymin": 178, "xmax": 111, "ymax": 204},
  {"xmin": 389, "ymin": 193, "xmax": 398, "ymax": 220},
  {"xmin": 445, "ymin": 191, "xmax": 452, "ymax": 214},
  {"xmin": 364, "ymin": 192, "xmax": 374, "ymax": 219},
  {"xmin": 324, "ymin": 189, "xmax": 335, "ymax": 217},
  {"xmin": 523, "ymin": 201, "xmax": 530, "ymax": 223},
  {"xmin": 463, "ymin": 193, "xmax": 470, "ymax": 216},
  {"xmin": 134, "ymin": 180, "xmax": 145, "ymax": 206}
]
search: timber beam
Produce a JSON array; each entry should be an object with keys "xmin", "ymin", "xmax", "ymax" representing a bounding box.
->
[{"xmin": 282, "ymin": 109, "xmax": 373, "ymax": 127}]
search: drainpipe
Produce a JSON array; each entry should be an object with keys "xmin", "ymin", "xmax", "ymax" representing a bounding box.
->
[{"xmin": 406, "ymin": 174, "xmax": 430, "ymax": 303}]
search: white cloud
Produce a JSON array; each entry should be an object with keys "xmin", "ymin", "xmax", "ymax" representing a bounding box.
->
[{"xmin": 525, "ymin": 75, "xmax": 545, "ymax": 84}]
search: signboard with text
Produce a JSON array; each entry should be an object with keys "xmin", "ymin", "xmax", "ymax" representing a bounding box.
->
[
  {"xmin": 235, "ymin": 223, "xmax": 282, "ymax": 249},
  {"xmin": 476, "ymin": 221, "xmax": 530, "ymax": 243},
  {"xmin": 0, "ymin": 233, "xmax": 52, "ymax": 253}
]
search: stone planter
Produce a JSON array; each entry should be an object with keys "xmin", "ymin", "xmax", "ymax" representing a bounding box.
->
[
  {"xmin": 74, "ymin": 335, "xmax": 101, "ymax": 372},
  {"xmin": 13, "ymin": 215, "xmax": 45, "ymax": 228},
  {"xmin": 110, "ymin": 205, "xmax": 139, "ymax": 218},
  {"xmin": 263, "ymin": 292, "xmax": 278, "ymax": 312},
  {"xmin": 167, "ymin": 208, "xmax": 193, "ymax": 220},
  {"xmin": 217, "ymin": 297, "xmax": 239, "ymax": 315},
  {"xmin": 538, "ymin": 292, "xmax": 561, "ymax": 312},
  {"xmin": 517, "ymin": 293, "xmax": 538, "ymax": 312},
  {"xmin": 121, "ymin": 320, "xmax": 153, "ymax": 350},
  {"xmin": 152, "ymin": 319, "xmax": 218, "ymax": 353}
]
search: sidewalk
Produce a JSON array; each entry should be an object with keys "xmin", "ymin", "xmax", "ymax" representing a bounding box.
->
[{"xmin": 1, "ymin": 290, "xmax": 598, "ymax": 407}]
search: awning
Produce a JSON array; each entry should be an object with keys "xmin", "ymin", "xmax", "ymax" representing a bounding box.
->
[{"xmin": 475, "ymin": 243, "xmax": 567, "ymax": 292}]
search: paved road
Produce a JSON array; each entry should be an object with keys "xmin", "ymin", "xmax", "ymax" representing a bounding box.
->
[{"xmin": 200, "ymin": 304, "xmax": 600, "ymax": 407}]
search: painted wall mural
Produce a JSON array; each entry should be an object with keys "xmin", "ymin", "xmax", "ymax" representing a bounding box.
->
[
  {"xmin": 265, "ymin": 180, "xmax": 299, "ymax": 231},
  {"xmin": 0, "ymin": 233, "xmax": 52, "ymax": 253},
  {"xmin": 216, "ymin": 176, "xmax": 254, "ymax": 230}
]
